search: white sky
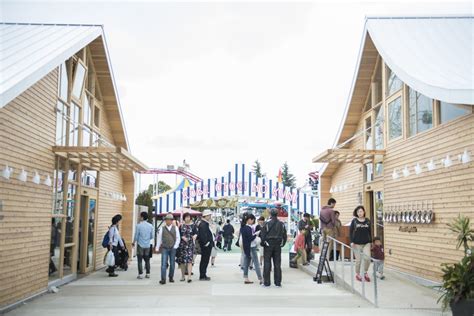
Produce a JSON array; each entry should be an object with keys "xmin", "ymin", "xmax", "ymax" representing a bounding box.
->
[{"xmin": 2, "ymin": 0, "xmax": 472, "ymax": 191}]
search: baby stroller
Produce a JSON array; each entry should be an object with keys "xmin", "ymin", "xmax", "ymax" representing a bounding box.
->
[{"xmin": 115, "ymin": 238, "xmax": 129, "ymax": 271}]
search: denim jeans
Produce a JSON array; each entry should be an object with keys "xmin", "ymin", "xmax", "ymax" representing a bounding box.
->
[
  {"xmin": 137, "ymin": 245, "xmax": 151, "ymax": 275},
  {"xmin": 161, "ymin": 248, "xmax": 176, "ymax": 280},
  {"xmin": 243, "ymin": 247, "xmax": 262, "ymax": 280}
]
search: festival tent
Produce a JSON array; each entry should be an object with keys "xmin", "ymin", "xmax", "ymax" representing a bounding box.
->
[
  {"xmin": 189, "ymin": 197, "xmax": 238, "ymax": 210},
  {"xmin": 155, "ymin": 207, "xmax": 202, "ymax": 218},
  {"xmin": 151, "ymin": 178, "xmax": 192, "ymax": 200}
]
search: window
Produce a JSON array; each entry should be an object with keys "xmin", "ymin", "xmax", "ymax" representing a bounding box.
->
[
  {"xmin": 82, "ymin": 126, "xmax": 91, "ymax": 146},
  {"xmin": 373, "ymin": 60, "xmax": 383, "ymax": 104},
  {"xmin": 72, "ymin": 61, "xmax": 87, "ymax": 100},
  {"xmin": 83, "ymin": 96, "xmax": 92, "ymax": 126},
  {"xmin": 375, "ymin": 162, "xmax": 383, "ymax": 177},
  {"xmin": 374, "ymin": 105, "xmax": 384, "ymax": 149},
  {"xmin": 81, "ymin": 170, "xmax": 98, "ymax": 187},
  {"xmin": 58, "ymin": 62, "xmax": 69, "ymax": 101},
  {"xmin": 365, "ymin": 163, "xmax": 373, "ymax": 182},
  {"xmin": 55, "ymin": 101, "xmax": 68, "ymax": 146},
  {"xmin": 53, "ymin": 157, "xmax": 66, "ymax": 215},
  {"xmin": 69, "ymin": 103, "xmax": 80, "ymax": 146},
  {"xmin": 386, "ymin": 66, "xmax": 403, "ymax": 96},
  {"xmin": 388, "ymin": 97, "xmax": 402, "ymax": 140},
  {"xmin": 92, "ymin": 131, "xmax": 100, "ymax": 147},
  {"xmin": 365, "ymin": 117, "xmax": 373, "ymax": 149},
  {"xmin": 408, "ymin": 88, "xmax": 433, "ymax": 136},
  {"xmin": 439, "ymin": 102, "xmax": 472, "ymax": 124},
  {"xmin": 93, "ymin": 106, "xmax": 100, "ymax": 127}
]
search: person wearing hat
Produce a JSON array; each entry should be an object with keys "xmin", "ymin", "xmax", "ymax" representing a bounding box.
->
[
  {"xmin": 260, "ymin": 206, "xmax": 287, "ymax": 287},
  {"xmin": 197, "ymin": 209, "xmax": 214, "ymax": 281},
  {"xmin": 155, "ymin": 213, "xmax": 181, "ymax": 285}
]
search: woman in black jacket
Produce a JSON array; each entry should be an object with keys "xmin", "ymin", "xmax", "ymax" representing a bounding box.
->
[{"xmin": 350, "ymin": 205, "xmax": 372, "ymax": 282}]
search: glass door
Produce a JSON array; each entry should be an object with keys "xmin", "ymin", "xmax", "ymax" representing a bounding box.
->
[
  {"xmin": 79, "ymin": 192, "xmax": 97, "ymax": 273},
  {"xmin": 374, "ymin": 191, "xmax": 384, "ymax": 246}
]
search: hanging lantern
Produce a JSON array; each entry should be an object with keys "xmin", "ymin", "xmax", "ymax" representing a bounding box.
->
[
  {"xmin": 402, "ymin": 166, "xmax": 410, "ymax": 177},
  {"xmin": 427, "ymin": 159, "xmax": 436, "ymax": 171},
  {"xmin": 443, "ymin": 155, "xmax": 452, "ymax": 168},
  {"xmin": 32, "ymin": 171, "xmax": 40, "ymax": 184},
  {"xmin": 18, "ymin": 169, "xmax": 27, "ymax": 182},
  {"xmin": 2, "ymin": 165, "xmax": 12, "ymax": 180},
  {"xmin": 392, "ymin": 169, "xmax": 399, "ymax": 180},
  {"xmin": 461, "ymin": 149, "xmax": 471, "ymax": 164},
  {"xmin": 414, "ymin": 163, "xmax": 422, "ymax": 175},
  {"xmin": 44, "ymin": 174, "xmax": 52, "ymax": 187}
]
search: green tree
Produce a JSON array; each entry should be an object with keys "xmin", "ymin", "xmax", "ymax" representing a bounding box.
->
[
  {"xmin": 281, "ymin": 162, "xmax": 296, "ymax": 189},
  {"xmin": 252, "ymin": 160, "xmax": 265, "ymax": 178},
  {"xmin": 135, "ymin": 181, "xmax": 172, "ymax": 222}
]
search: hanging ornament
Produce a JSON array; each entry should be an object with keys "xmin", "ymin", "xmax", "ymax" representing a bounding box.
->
[
  {"xmin": 2, "ymin": 165, "xmax": 12, "ymax": 180},
  {"xmin": 32, "ymin": 171, "xmax": 40, "ymax": 184},
  {"xmin": 44, "ymin": 174, "xmax": 52, "ymax": 186},
  {"xmin": 18, "ymin": 169, "xmax": 27, "ymax": 182},
  {"xmin": 414, "ymin": 163, "xmax": 422, "ymax": 175}
]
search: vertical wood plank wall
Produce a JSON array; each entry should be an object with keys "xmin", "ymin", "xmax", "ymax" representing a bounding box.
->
[{"xmin": 0, "ymin": 71, "xmax": 58, "ymax": 307}]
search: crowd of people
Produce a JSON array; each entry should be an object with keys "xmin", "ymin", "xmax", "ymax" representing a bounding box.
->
[{"xmin": 103, "ymin": 199, "xmax": 384, "ymax": 284}]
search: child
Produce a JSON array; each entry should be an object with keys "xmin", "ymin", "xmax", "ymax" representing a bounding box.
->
[
  {"xmin": 371, "ymin": 236, "xmax": 385, "ymax": 280},
  {"xmin": 292, "ymin": 229, "xmax": 308, "ymax": 266}
]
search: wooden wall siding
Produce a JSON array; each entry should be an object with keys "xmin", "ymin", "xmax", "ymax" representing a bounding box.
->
[
  {"xmin": 121, "ymin": 174, "xmax": 135, "ymax": 249},
  {"xmin": 383, "ymin": 114, "xmax": 474, "ymax": 281},
  {"xmin": 95, "ymin": 171, "xmax": 124, "ymax": 268},
  {"xmin": 0, "ymin": 70, "xmax": 57, "ymax": 307},
  {"xmin": 327, "ymin": 121, "xmax": 366, "ymax": 225}
]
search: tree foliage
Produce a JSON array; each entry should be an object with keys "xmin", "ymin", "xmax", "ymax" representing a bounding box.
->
[
  {"xmin": 281, "ymin": 162, "xmax": 296, "ymax": 189},
  {"xmin": 135, "ymin": 181, "xmax": 172, "ymax": 222},
  {"xmin": 252, "ymin": 160, "xmax": 265, "ymax": 178}
]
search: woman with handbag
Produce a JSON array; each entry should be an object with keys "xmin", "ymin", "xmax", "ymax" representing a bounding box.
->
[
  {"xmin": 106, "ymin": 214, "xmax": 125, "ymax": 277},
  {"xmin": 350, "ymin": 205, "xmax": 372, "ymax": 282},
  {"xmin": 241, "ymin": 214, "xmax": 263, "ymax": 284}
]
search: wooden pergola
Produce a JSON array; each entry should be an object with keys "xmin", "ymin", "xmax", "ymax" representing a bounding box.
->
[
  {"xmin": 312, "ymin": 148, "xmax": 385, "ymax": 164},
  {"xmin": 53, "ymin": 146, "xmax": 148, "ymax": 172}
]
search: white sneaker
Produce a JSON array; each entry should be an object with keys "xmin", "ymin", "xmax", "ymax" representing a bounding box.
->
[
  {"xmin": 137, "ymin": 274, "xmax": 144, "ymax": 279},
  {"xmin": 145, "ymin": 274, "xmax": 150, "ymax": 279}
]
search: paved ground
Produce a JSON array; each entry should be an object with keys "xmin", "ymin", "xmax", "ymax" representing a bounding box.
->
[{"xmin": 7, "ymin": 251, "xmax": 449, "ymax": 316}]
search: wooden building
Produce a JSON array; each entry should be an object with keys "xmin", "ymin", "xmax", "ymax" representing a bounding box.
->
[
  {"xmin": 313, "ymin": 17, "xmax": 473, "ymax": 283},
  {"xmin": 0, "ymin": 23, "xmax": 147, "ymax": 311}
]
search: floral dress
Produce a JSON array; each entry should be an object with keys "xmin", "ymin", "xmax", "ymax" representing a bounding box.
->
[{"xmin": 176, "ymin": 224, "xmax": 197, "ymax": 264}]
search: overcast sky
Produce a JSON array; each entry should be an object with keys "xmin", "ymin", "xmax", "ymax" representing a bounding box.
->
[{"xmin": 2, "ymin": 0, "xmax": 472, "ymax": 191}]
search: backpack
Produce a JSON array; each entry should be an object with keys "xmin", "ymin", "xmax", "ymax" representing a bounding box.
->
[{"xmin": 102, "ymin": 228, "xmax": 112, "ymax": 248}]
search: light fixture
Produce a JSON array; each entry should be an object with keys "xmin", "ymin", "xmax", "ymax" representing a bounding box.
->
[
  {"xmin": 32, "ymin": 171, "xmax": 40, "ymax": 184},
  {"xmin": 122, "ymin": 194, "xmax": 127, "ymax": 201},
  {"xmin": 18, "ymin": 169, "xmax": 27, "ymax": 182},
  {"xmin": 329, "ymin": 186, "xmax": 334, "ymax": 193},
  {"xmin": 403, "ymin": 166, "xmax": 410, "ymax": 177},
  {"xmin": 392, "ymin": 169, "xmax": 399, "ymax": 180},
  {"xmin": 461, "ymin": 149, "xmax": 471, "ymax": 164},
  {"xmin": 343, "ymin": 184, "xmax": 348, "ymax": 191},
  {"xmin": 44, "ymin": 174, "xmax": 52, "ymax": 186},
  {"xmin": 2, "ymin": 165, "xmax": 12, "ymax": 179},
  {"xmin": 443, "ymin": 155, "xmax": 452, "ymax": 168},
  {"xmin": 427, "ymin": 159, "xmax": 436, "ymax": 171},
  {"xmin": 415, "ymin": 163, "xmax": 422, "ymax": 175}
]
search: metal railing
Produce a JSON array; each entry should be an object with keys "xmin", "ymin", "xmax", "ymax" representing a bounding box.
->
[{"xmin": 326, "ymin": 235, "xmax": 380, "ymax": 307}]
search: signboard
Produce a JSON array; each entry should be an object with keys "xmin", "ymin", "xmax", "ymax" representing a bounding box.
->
[{"xmin": 313, "ymin": 241, "xmax": 333, "ymax": 283}]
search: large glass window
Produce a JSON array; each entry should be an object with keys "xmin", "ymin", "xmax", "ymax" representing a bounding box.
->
[
  {"xmin": 58, "ymin": 62, "xmax": 69, "ymax": 101},
  {"xmin": 374, "ymin": 105, "xmax": 384, "ymax": 149},
  {"xmin": 408, "ymin": 88, "xmax": 433, "ymax": 136},
  {"xmin": 53, "ymin": 158, "xmax": 66, "ymax": 215},
  {"xmin": 388, "ymin": 97, "xmax": 402, "ymax": 140},
  {"xmin": 81, "ymin": 170, "xmax": 98, "ymax": 188},
  {"xmin": 365, "ymin": 117, "xmax": 373, "ymax": 149},
  {"xmin": 69, "ymin": 103, "xmax": 80, "ymax": 146},
  {"xmin": 373, "ymin": 60, "xmax": 383, "ymax": 104},
  {"xmin": 83, "ymin": 96, "xmax": 92, "ymax": 126},
  {"xmin": 440, "ymin": 102, "xmax": 472, "ymax": 124},
  {"xmin": 49, "ymin": 217, "xmax": 62, "ymax": 280},
  {"xmin": 365, "ymin": 163, "xmax": 373, "ymax": 182},
  {"xmin": 55, "ymin": 101, "xmax": 68, "ymax": 146},
  {"xmin": 72, "ymin": 62, "xmax": 87, "ymax": 100},
  {"xmin": 386, "ymin": 66, "xmax": 403, "ymax": 96}
]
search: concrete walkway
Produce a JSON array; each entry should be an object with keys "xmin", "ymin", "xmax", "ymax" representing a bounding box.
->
[{"xmin": 6, "ymin": 251, "xmax": 449, "ymax": 316}]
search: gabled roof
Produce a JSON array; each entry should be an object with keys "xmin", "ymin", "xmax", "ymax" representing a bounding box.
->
[
  {"xmin": 319, "ymin": 16, "xmax": 474, "ymax": 178},
  {"xmin": 0, "ymin": 23, "xmax": 130, "ymax": 150}
]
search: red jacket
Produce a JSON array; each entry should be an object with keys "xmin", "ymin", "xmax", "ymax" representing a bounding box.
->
[{"xmin": 371, "ymin": 244, "xmax": 384, "ymax": 260}]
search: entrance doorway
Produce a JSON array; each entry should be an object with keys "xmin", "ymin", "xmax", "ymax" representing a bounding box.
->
[
  {"xmin": 78, "ymin": 192, "xmax": 97, "ymax": 273},
  {"xmin": 365, "ymin": 190, "xmax": 384, "ymax": 246}
]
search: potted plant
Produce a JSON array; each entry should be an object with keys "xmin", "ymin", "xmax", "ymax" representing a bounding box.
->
[{"xmin": 437, "ymin": 215, "xmax": 474, "ymax": 315}]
